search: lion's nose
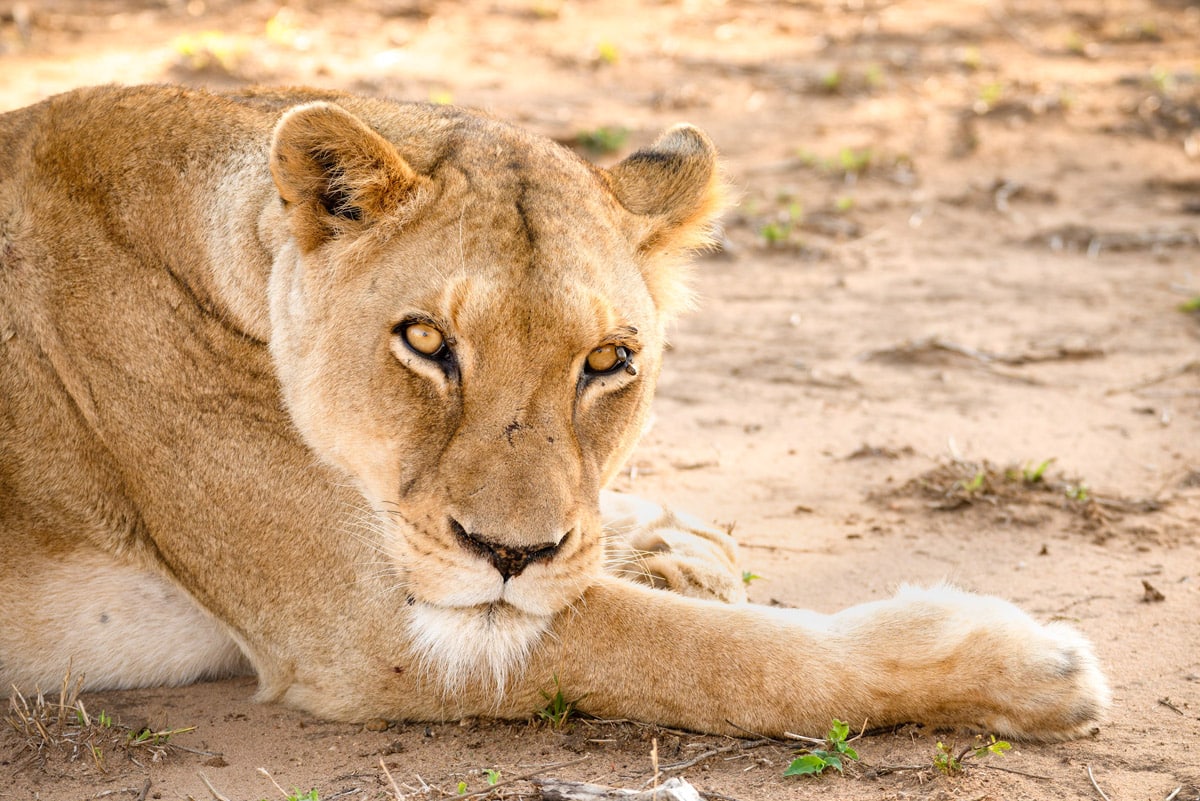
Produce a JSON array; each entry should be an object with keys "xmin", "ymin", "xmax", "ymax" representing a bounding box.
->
[{"xmin": 449, "ymin": 519, "xmax": 566, "ymax": 581}]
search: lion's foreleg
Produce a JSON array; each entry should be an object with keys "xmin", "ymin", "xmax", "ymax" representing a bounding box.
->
[{"xmin": 518, "ymin": 579, "xmax": 1108, "ymax": 741}]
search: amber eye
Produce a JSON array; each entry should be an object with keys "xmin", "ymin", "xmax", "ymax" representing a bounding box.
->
[
  {"xmin": 585, "ymin": 344, "xmax": 634, "ymax": 377},
  {"xmin": 404, "ymin": 322, "xmax": 445, "ymax": 356},
  {"xmin": 587, "ymin": 344, "xmax": 619, "ymax": 373}
]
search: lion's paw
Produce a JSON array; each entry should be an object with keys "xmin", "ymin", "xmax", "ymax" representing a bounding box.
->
[
  {"xmin": 600, "ymin": 491, "xmax": 746, "ymax": 603},
  {"xmin": 986, "ymin": 614, "xmax": 1111, "ymax": 741},
  {"xmin": 884, "ymin": 586, "xmax": 1111, "ymax": 741}
]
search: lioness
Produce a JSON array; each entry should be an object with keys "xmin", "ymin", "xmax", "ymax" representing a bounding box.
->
[{"xmin": 0, "ymin": 85, "xmax": 1107, "ymax": 739}]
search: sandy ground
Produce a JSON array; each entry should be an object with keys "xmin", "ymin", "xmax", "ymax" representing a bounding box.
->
[{"xmin": 2, "ymin": 1, "xmax": 1199, "ymax": 799}]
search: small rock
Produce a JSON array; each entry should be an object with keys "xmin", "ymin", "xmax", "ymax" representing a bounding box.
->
[{"xmin": 364, "ymin": 718, "xmax": 391, "ymax": 732}]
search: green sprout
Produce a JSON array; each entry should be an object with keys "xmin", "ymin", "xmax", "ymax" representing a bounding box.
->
[{"xmin": 784, "ymin": 719, "xmax": 860, "ymax": 777}]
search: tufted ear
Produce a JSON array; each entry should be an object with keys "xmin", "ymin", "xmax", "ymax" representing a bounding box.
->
[
  {"xmin": 270, "ymin": 102, "xmax": 426, "ymax": 251},
  {"xmin": 605, "ymin": 125, "xmax": 729, "ymax": 316}
]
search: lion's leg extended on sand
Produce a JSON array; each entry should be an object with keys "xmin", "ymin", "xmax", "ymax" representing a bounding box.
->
[{"xmin": 1, "ymin": 500, "xmax": 1106, "ymax": 741}]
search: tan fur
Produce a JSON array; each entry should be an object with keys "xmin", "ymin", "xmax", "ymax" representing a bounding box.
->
[{"xmin": 0, "ymin": 85, "xmax": 1108, "ymax": 739}]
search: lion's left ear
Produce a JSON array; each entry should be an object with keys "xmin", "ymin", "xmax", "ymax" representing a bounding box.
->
[
  {"xmin": 270, "ymin": 102, "xmax": 426, "ymax": 251},
  {"xmin": 605, "ymin": 125, "xmax": 729, "ymax": 316}
]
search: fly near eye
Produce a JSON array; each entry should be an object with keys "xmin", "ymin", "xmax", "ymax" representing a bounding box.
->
[{"xmin": 404, "ymin": 322, "xmax": 445, "ymax": 356}]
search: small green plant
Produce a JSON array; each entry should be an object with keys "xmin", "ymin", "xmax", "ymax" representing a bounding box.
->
[
  {"xmin": 255, "ymin": 770, "xmax": 319, "ymax": 801},
  {"xmin": 1065, "ymin": 483, "xmax": 1090, "ymax": 502},
  {"xmin": 837, "ymin": 147, "xmax": 872, "ymax": 174},
  {"xmin": 596, "ymin": 40, "xmax": 620, "ymax": 65},
  {"xmin": 485, "ymin": 769, "xmax": 501, "ymax": 785},
  {"xmin": 1150, "ymin": 66, "xmax": 1176, "ymax": 96},
  {"xmin": 833, "ymin": 195, "xmax": 855, "ymax": 213},
  {"xmin": 959, "ymin": 470, "xmax": 986, "ymax": 494},
  {"xmin": 90, "ymin": 743, "xmax": 105, "ymax": 770},
  {"xmin": 934, "ymin": 735, "xmax": 1011, "ymax": 774},
  {"xmin": 1133, "ymin": 20, "xmax": 1159, "ymax": 41},
  {"xmin": 531, "ymin": 1, "xmax": 562, "ymax": 19},
  {"xmin": 285, "ymin": 792, "xmax": 319, "ymax": 801},
  {"xmin": 978, "ymin": 81, "xmax": 1005, "ymax": 109},
  {"xmin": 819, "ymin": 69, "xmax": 842, "ymax": 93},
  {"xmin": 1021, "ymin": 458, "xmax": 1054, "ymax": 484},
  {"xmin": 932, "ymin": 741, "xmax": 957, "ymax": 773},
  {"xmin": 741, "ymin": 570, "xmax": 763, "ymax": 586},
  {"xmin": 784, "ymin": 719, "xmax": 860, "ymax": 777},
  {"xmin": 759, "ymin": 202, "xmax": 802, "ymax": 246},
  {"xmin": 538, "ymin": 676, "xmax": 582, "ymax": 729},
  {"xmin": 958, "ymin": 45, "xmax": 982, "ymax": 71},
  {"xmin": 172, "ymin": 30, "xmax": 246, "ymax": 75},
  {"xmin": 457, "ymin": 780, "xmax": 468, "ymax": 795},
  {"xmin": 577, "ymin": 126, "xmax": 629, "ymax": 154},
  {"xmin": 864, "ymin": 63, "xmax": 885, "ymax": 89},
  {"xmin": 1179, "ymin": 296, "xmax": 1200, "ymax": 313},
  {"xmin": 760, "ymin": 220, "xmax": 790, "ymax": 245},
  {"xmin": 128, "ymin": 725, "xmax": 195, "ymax": 746}
]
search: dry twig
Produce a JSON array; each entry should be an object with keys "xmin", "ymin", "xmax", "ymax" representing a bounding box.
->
[
  {"xmin": 1087, "ymin": 764, "xmax": 1113, "ymax": 801},
  {"xmin": 1157, "ymin": 697, "xmax": 1184, "ymax": 715},
  {"xmin": 456, "ymin": 755, "xmax": 591, "ymax": 799},
  {"xmin": 380, "ymin": 757, "xmax": 408, "ymax": 801},
  {"xmin": 657, "ymin": 739, "xmax": 774, "ymax": 773},
  {"xmin": 198, "ymin": 772, "xmax": 233, "ymax": 801}
]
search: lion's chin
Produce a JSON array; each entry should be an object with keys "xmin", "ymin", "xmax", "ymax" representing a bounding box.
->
[{"xmin": 406, "ymin": 601, "xmax": 551, "ymax": 702}]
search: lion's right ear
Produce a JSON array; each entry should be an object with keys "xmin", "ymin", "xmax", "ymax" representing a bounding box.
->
[
  {"xmin": 269, "ymin": 102, "xmax": 426, "ymax": 250},
  {"xmin": 605, "ymin": 125, "xmax": 729, "ymax": 318}
]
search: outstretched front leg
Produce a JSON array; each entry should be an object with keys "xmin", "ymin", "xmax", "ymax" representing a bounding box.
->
[
  {"xmin": 514, "ymin": 579, "xmax": 1109, "ymax": 740},
  {"xmin": 600, "ymin": 490, "xmax": 746, "ymax": 603}
]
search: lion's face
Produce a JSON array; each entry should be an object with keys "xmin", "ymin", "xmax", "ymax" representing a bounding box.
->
[{"xmin": 262, "ymin": 101, "xmax": 723, "ymax": 681}]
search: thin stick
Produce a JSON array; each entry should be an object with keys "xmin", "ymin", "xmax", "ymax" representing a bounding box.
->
[
  {"xmin": 976, "ymin": 762, "xmax": 1050, "ymax": 780},
  {"xmin": 1087, "ymin": 765, "xmax": 1112, "ymax": 801},
  {"xmin": 170, "ymin": 743, "xmax": 224, "ymax": 757},
  {"xmin": 658, "ymin": 739, "xmax": 774, "ymax": 772},
  {"xmin": 456, "ymin": 755, "xmax": 591, "ymax": 799},
  {"xmin": 136, "ymin": 778, "xmax": 152, "ymax": 801},
  {"xmin": 699, "ymin": 792, "xmax": 746, "ymax": 801},
  {"xmin": 380, "ymin": 757, "xmax": 407, "ymax": 801},
  {"xmin": 258, "ymin": 767, "xmax": 292, "ymax": 799},
  {"xmin": 198, "ymin": 772, "xmax": 233, "ymax": 801},
  {"xmin": 1107, "ymin": 360, "xmax": 1200, "ymax": 396},
  {"xmin": 1165, "ymin": 788, "xmax": 1182, "ymax": 801},
  {"xmin": 870, "ymin": 764, "xmax": 928, "ymax": 775},
  {"xmin": 1158, "ymin": 697, "xmax": 1185, "ymax": 716}
]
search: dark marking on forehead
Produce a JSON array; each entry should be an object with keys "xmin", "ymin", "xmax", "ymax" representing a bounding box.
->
[{"xmin": 513, "ymin": 177, "xmax": 536, "ymax": 260}]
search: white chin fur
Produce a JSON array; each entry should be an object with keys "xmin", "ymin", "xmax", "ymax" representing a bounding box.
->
[{"xmin": 407, "ymin": 602, "xmax": 549, "ymax": 702}]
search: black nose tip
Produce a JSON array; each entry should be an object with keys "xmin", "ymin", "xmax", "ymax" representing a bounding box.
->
[{"xmin": 450, "ymin": 519, "xmax": 565, "ymax": 581}]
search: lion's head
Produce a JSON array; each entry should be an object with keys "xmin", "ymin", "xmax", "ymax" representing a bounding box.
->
[{"xmin": 261, "ymin": 100, "xmax": 724, "ymax": 687}]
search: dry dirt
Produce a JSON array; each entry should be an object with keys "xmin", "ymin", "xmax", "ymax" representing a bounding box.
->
[{"xmin": 2, "ymin": 1, "xmax": 1200, "ymax": 800}]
